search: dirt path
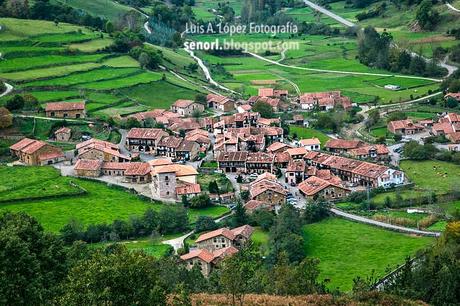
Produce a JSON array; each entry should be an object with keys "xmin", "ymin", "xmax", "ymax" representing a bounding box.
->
[
  {"xmin": 446, "ymin": 2, "xmax": 460, "ymax": 12},
  {"xmin": 302, "ymin": 0, "xmax": 356, "ymax": 27}
]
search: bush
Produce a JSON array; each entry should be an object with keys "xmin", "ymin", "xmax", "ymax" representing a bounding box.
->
[{"xmin": 195, "ymin": 216, "xmax": 218, "ymax": 233}]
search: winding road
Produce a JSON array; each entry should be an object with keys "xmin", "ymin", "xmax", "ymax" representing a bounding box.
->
[
  {"xmin": 0, "ymin": 82, "xmax": 13, "ymax": 98},
  {"xmin": 246, "ymin": 50, "xmax": 443, "ymax": 82},
  {"xmin": 302, "ymin": 0, "xmax": 458, "ymax": 76},
  {"xmin": 446, "ymin": 2, "xmax": 460, "ymax": 12}
]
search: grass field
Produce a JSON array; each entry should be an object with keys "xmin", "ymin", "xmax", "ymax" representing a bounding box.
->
[
  {"xmin": 198, "ymin": 173, "xmax": 234, "ymax": 194},
  {"xmin": 372, "ymin": 160, "xmax": 460, "ymax": 204},
  {"xmin": 0, "ymin": 166, "xmax": 230, "ymax": 232},
  {"xmin": 302, "ymin": 218, "xmax": 433, "ymax": 291},
  {"xmin": 0, "ymin": 17, "xmax": 203, "ymax": 118},
  {"xmin": 55, "ymin": 0, "xmax": 135, "ymax": 21},
  {"xmin": 289, "ymin": 126, "xmax": 331, "ymax": 145},
  {"xmin": 91, "ymin": 237, "xmax": 173, "ymax": 258}
]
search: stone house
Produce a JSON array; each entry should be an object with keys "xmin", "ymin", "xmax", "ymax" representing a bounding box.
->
[
  {"xmin": 150, "ymin": 163, "xmax": 199, "ymax": 199},
  {"xmin": 217, "ymin": 151, "xmax": 248, "ymax": 173},
  {"xmin": 324, "ymin": 139, "xmax": 364, "ymax": 154},
  {"xmin": 195, "ymin": 225, "xmax": 254, "ymax": 252},
  {"xmin": 45, "ymin": 102, "xmax": 86, "ymax": 119},
  {"xmin": 10, "ymin": 138, "xmax": 65, "ymax": 166},
  {"xmin": 245, "ymin": 152, "xmax": 274, "ymax": 174},
  {"xmin": 156, "ymin": 136, "xmax": 183, "ymax": 159},
  {"xmin": 387, "ymin": 119, "xmax": 424, "ymax": 135},
  {"xmin": 54, "ymin": 127, "xmax": 71, "ymax": 142},
  {"xmin": 298, "ymin": 175, "xmax": 350, "ymax": 201},
  {"xmin": 170, "ymin": 99, "xmax": 204, "ymax": 117},
  {"xmin": 176, "ymin": 140, "xmax": 200, "ymax": 161},
  {"xmin": 348, "ymin": 144, "xmax": 390, "ymax": 161},
  {"xmin": 207, "ymin": 94, "xmax": 235, "ymax": 112},
  {"xmin": 285, "ymin": 159, "xmax": 306, "ymax": 185},
  {"xmin": 126, "ymin": 128, "xmax": 169, "ymax": 153},
  {"xmin": 74, "ymin": 159, "xmax": 103, "ymax": 177},
  {"xmin": 77, "ymin": 139, "xmax": 130, "ymax": 163},
  {"xmin": 249, "ymin": 173, "xmax": 287, "ymax": 205}
]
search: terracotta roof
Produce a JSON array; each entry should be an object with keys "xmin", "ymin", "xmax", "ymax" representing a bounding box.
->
[
  {"xmin": 250, "ymin": 179, "xmax": 286, "ymax": 198},
  {"xmin": 177, "ymin": 140, "xmax": 198, "ymax": 152},
  {"xmin": 217, "ymin": 151, "xmax": 248, "ymax": 162},
  {"xmin": 447, "ymin": 132, "xmax": 460, "ymax": 143},
  {"xmin": 352, "ymin": 162, "xmax": 388, "ymax": 179},
  {"xmin": 158, "ymin": 136, "xmax": 183, "ymax": 148},
  {"xmin": 180, "ymin": 249, "xmax": 215, "ymax": 263},
  {"xmin": 274, "ymin": 151, "xmax": 291, "ymax": 164},
  {"xmin": 76, "ymin": 138, "xmax": 118, "ymax": 151},
  {"xmin": 129, "ymin": 109, "xmax": 166, "ymax": 121},
  {"xmin": 176, "ymin": 183, "xmax": 201, "ymax": 195},
  {"xmin": 253, "ymin": 172, "xmax": 277, "ymax": 184},
  {"xmin": 239, "ymin": 104, "xmax": 252, "ymax": 111},
  {"xmin": 258, "ymin": 88, "xmax": 274, "ymax": 97},
  {"xmin": 186, "ymin": 129, "xmax": 209, "ymax": 138},
  {"xmin": 388, "ymin": 119, "xmax": 423, "ymax": 131},
  {"xmin": 298, "ymin": 176, "xmax": 348, "ymax": 196},
  {"xmin": 246, "ymin": 152, "xmax": 273, "ymax": 163},
  {"xmin": 195, "ymin": 228, "xmax": 235, "ymax": 243},
  {"xmin": 266, "ymin": 142, "xmax": 291, "ymax": 153},
  {"xmin": 10, "ymin": 138, "xmax": 36, "ymax": 151},
  {"xmin": 244, "ymin": 200, "xmax": 266, "ymax": 211},
  {"xmin": 300, "ymin": 138, "xmax": 320, "ymax": 146},
  {"xmin": 445, "ymin": 112, "xmax": 460, "ymax": 123},
  {"xmin": 445, "ymin": 93, "xmax": 460, "ymax": 101},
  {"xmin": 45, "ymin": 101, "xmax": 85, "ymax": 112},
  {"xmin": 126, "ymin": 128, "xmax": 168, "ymax": 140},
  {"xmin": 148, "ymin": 158, "xmax": 173, "ymax": 167},
  {"xmin": 286, "ymin": 147, "xmax": 308, "ymax": 157},
  {"xmin": 212, "ymin": 246, "xmax": 239, "ymax": 260},
  {"xmin": 286, "ymin": 159, "xmax": 306, "ymax": 172},
  {"xmin": 349, "ymin": 144, "xmax": 390, "ymax": 156},
  {"xmin": 74, "ymin": 159, "xmax": 103, "ymax": 171},
  {"xmin": 231, "ymin": 225, "xmax": 253, "ymax": 238},
  {"xmin": 21, "ymin": 140, "xmax": 47, "ymax": 154},
  {"xmin": 125, "ymin": 163, "xmax": 151, "ymax": 176},
  {"xmin": 172, "ymin": 99, "xmax": 195, "ymax": 108},
  {"xmin": 433, "ymin": 122, "xmax": 455, "ymax": 134},
  {"xmin": 38, "ymin": 149, "xmax": 64, "ymax": 161},
  {"xmin": 55, "ymin": 127, "xmax": 71, "ymax": 134},
  {"xmin": 101, "ymin": 162, "xmax": 130, "ymax": 170},
  {"xmin": 151, "ymin": 164, "xmax": 198, "ymax": 176},
  {"xmin": 325, "ymin": 139, "xmax": 363, "ymax": 150}
]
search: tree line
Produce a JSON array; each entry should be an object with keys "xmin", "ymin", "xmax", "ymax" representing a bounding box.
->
[{"xmin": 358, "ymin": 26, "xmax": 447, "ymax": 77}]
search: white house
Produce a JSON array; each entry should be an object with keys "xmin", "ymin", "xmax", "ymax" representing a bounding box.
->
[{"xmin": 299, "ymin": 138, "xmax": 321, "ymax": 151}]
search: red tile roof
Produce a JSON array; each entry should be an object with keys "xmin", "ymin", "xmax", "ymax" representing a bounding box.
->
[
  {"xmin": 180, "ymin": 249, "xmax": 215, "ymax": 263},
  {"xmin": 55, "ymin": 127, "xmax": 71, "ymax": 134},
  {"xmin": 124, "ymin": 163, "xmax": 151, "ymax": 176},
  {"xmin": 325, "ymin": 139, "xmax": 363, "ymax": 150},
  {"xmin": 45, "ymin": 102, "xmax": 85, "ymax": 112},
  {"xmin": 126, "ymin": 128, "xmax": 168, "ymax": 140},
  {"xmin": 9, "ymin": 138, "xmax": 36, "ymax": 151},
  {"xmin": 195, "ymin": 228, "xmax": 235, "ymax": 243},
  {"xmin": 176, "ymin": 183, "xmax": 201, "ymax": 195},
  {"xmin": 172, "ymin": 99, "xmax": 195, "ymax": 108},
  {"xmin": 74, "ymin": 159, "xmax": 103, "ymax": 171}
]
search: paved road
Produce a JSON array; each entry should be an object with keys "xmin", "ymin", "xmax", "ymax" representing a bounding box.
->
[
  {"xmin": 144, "ymin": 21, "xmax": 152, "ymax": 34},
  {"xmin": 0, "ymin": 82, "xmax": 13, "ymax": 98},
  {"xmin": 330, "ymin": 208, "xmax": 441, "ymax": 237},
  {"xmin": 13, "ymin": 114, "xmax": 95, "ymax": 123},
  {"xmin": 303, "ymin": 0, "xmax": 356, "ymax": 27},
  {"xmin": 183, "ymin": 45, "xmax": 238, "ymax": 94},
  {"xmin": 446, "ymin": 2, "xmax": 460, "ymax": 12},
  {"xmin": 246, "ymin": 51, "xmax": 443, "ymax": 82}
]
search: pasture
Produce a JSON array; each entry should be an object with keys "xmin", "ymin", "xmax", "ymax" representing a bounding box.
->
[
  {"xmin": 0, "ymin": 18, "xmax": 203, "ymax": 118},
  {"xmin": 0, "ymin": 166, "xmax": 230, "ymax": 232},
  {"xmin": 289, "ymin": 126, "xmax": 331, "ymax": 145},
  {"xmin": 302, "ymin": 217, "xmax": 433, "ymax": 291}
]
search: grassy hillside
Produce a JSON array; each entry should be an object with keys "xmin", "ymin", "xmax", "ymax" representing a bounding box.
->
[
  {"xmin": 303, "ymin": 217, "xmax": 433, "ymax": 291},
  {"xmin": 52, "ymin": 0, "xmax": 135, "ymax": 22},
  {"xmin": 0, "ymin": 18, "xmax": 205, "ymax": 119}
]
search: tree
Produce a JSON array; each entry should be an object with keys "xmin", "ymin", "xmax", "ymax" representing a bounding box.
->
[
  {"xmin": 60, "ymin": 218, "xmax": 84, "ymax": 244},
  {"xmin": 250, "ymin": 209, "xmax": 274, "ymax": 231},
  {"xmin": 303, "ymin": 198, "xmax": 330, "ymax": 223},
  {"xmin": 194, "ymin": 93, "xmax": 207, "ymax": 105},
  {"xmin": 446, "ymin": 97, "xmax": 459, "ymax": 108},
  {"xmin": 105, "ymin": 21, "xmax": 114, "ymax": 34},
  {"xmin": 252, "ymin": 101, "xmax": 274, "ymax": 118},
  {"xmin": 415, "ymin": 0, "xmax": 440, "ymax": 30},
  {"xmin": 181, "ymin": 194, "xmax": 190, "ymax": 207},
  {"xmin": 5, "ymin": 94, "xmax": 24, "ymax": 111},
  {"xmin": 219, "ymin": 245, "xmax": 260, "ymax": 306},
  {"xmin": 158, "ymin": 206, "xmax": 188, "ymax": 234},
  {"xmin": 0, "ymin": 107, "xmax": 13, "ymax": 129},
  {"xmin": 233, "ymin": 201, "xmax": 248, "ymax": 227},
  {"xmin": 22, "ymin": 94, "xmax": 39, "ymax": 110},
  {"xmin": 0, "ymin": 212, "xmax": 68, "ymax": 305},
  {"xmin": 59, "ymin": 245, "xmax": 167, "ymax": 305},
  {"xmin": 208, "ymin": 181, "xmax": 220, "ymax": 194},
  {"xmin": 190, "ymin": 194, "xmax": 212, "ymax": 208},
  {"xmin": 138, "ymin": 52, "xmax": 151, "ymax": 68},
  {"xmin": 195, "ymin": 216, "xmax": 217, "ymax": 233},
  {"xmin": 126, "ymin": 117, "xmax": 141, "ymax": 128}
]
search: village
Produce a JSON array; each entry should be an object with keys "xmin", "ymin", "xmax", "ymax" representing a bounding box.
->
[{"xmin": 6, "ymin": 87, "xmax": 460, "ymax": 276}]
